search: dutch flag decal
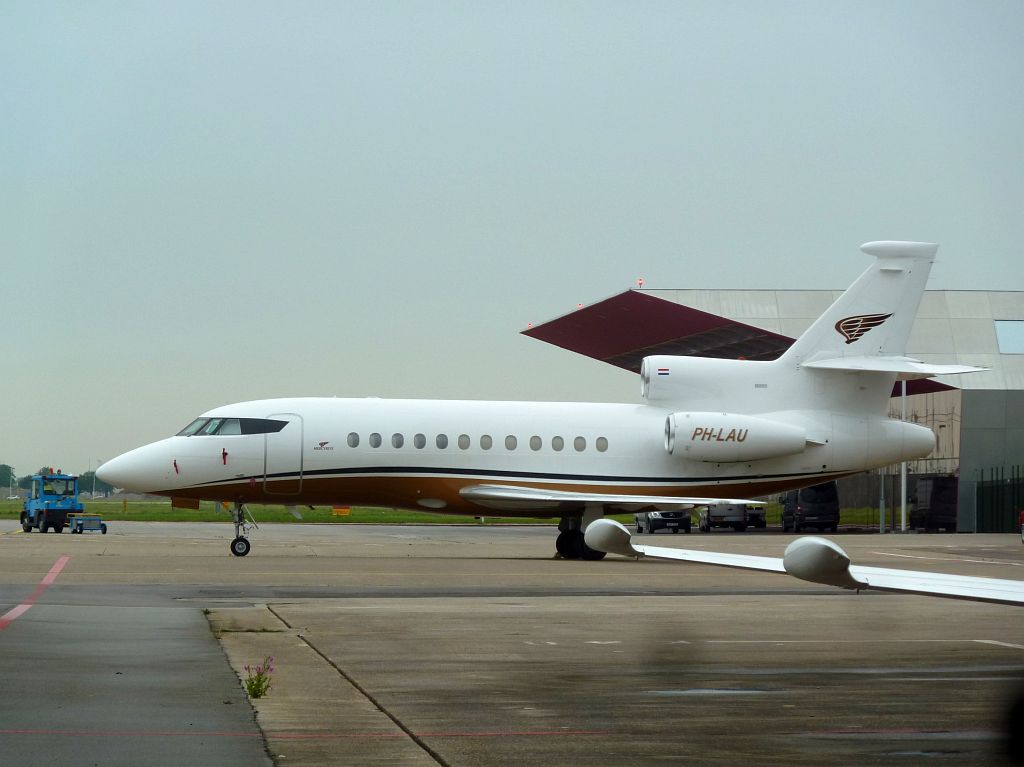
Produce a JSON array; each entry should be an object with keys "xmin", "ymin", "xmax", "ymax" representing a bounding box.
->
[{"xmin": 657, "ymin": 368, "xmax": 670, "ymax": 376}]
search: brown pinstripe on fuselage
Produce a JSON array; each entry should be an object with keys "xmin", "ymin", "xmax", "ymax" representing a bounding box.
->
[{"xmin": 163, "ymin": 472, "xmax": 857, "ymax": 515}]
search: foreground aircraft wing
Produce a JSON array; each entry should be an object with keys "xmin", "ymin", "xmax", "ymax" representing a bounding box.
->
[
  {"xmin": 585, "ymin": 519, "xmax": 1024, "ymax": 606},
  {"xmin": 459, "ymin": 484, "xmax": 763, "ymax": 513}
]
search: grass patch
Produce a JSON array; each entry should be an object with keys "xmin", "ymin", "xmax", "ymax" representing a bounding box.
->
[
  {"xmin": 0, "ymin": 498, "xmax": 886, "ymax": 528},
  {"xmin": 0, "ymin": 498, "xmax": 635, "ymax": 526}
]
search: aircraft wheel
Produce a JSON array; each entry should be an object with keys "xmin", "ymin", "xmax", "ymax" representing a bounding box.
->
[
  {"xmin": 555, "ymin": 532, "xmax": 576, "ymax": 558},
  {"xmin": 230, "ymin": 537, "xmax": 251, "ymax": 557},
  {"xmin": 581, "ymin": 542, "xmax": 606, "ymax": 561}
]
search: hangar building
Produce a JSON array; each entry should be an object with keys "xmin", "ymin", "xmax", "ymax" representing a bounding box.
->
[{"xmin": 525, "ymin": 288, "xmax": 1024, "ymax": 532}]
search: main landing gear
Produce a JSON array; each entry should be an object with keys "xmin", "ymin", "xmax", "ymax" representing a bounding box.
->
[
  {"xmin": 555, "ymin": 509, "xmax": 606, "ymax": 561},
  {"xmin": 229, "ymin": 502, "xmax": 258, "ymax": 557}
]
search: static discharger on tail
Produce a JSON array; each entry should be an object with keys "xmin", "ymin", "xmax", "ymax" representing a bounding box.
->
[{"xmin": 95, "ymin": 241, "xmax": 1022, "ymax": 604}]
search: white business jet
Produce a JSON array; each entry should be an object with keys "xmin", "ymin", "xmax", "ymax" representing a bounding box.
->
[{"xmin": 97, "ymin": 241, "xmax": 1019, "ymax": 603}]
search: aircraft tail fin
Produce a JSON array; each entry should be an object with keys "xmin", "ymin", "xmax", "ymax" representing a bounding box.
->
[{"xmin": 777, "ymin": 241, "xmax": 937, "ymax": 367}]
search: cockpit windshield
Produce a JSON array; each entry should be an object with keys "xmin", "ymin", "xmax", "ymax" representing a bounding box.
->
[
  {"xmin": 176, "ymin": 417, "xmax": 287, "ymax": 436},
  {"xmin": 177, "ymin": 418, "xmax": 209, "ymax": 436}
]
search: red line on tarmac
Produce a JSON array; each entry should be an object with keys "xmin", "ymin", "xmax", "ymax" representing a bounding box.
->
[
  {"xmin": 0, "ymin": 728, "xmax": 609, "ymax": 740},
  {"xmin": 0, "ymin": 555, "xmax": 70, "ymax": 631},
  {"xmin": 0, "ymin": 729, "xmax": 262, "ymax": 739}
]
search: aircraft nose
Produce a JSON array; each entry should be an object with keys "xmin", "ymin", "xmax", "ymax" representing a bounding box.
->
[
  {"xmin": 96, "ymin": 446, "xmax": 162, "ymax": 492},
  {"xmin": 95, "ymin": 454, "xmax": 129, "ymax": 489}
]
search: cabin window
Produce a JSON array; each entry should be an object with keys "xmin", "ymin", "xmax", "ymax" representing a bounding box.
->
[
  {"xmin": 436, "ymin": 434, "xmax": 448, "ymax": 449},
  {"xmin": 369, "ymin": 432, "xmax": 382, "ymax": 448},
  {"xmin": 458, "ymin": 434, "xmax": 470, "ymax": 449},
  {"xmin": 347, "ymin": 432, "xmax": 359, "ymax": 448},
  {"xmin": 529, "ymin": 435, "xmax": 542, "ymax": 451},
  {"xmin": 217, "ymin": 419, "xmax": 242, "ymax": 435},
  {"xmin": 574, "ymin": 436, "xmax": 586, "ymax": 452},
  {"xmin": 392, "ymin": 433, "xmax": 404, "ymax": 449},
  {"xmin": 505, "ymin": 435, "xmax": 517, "ymax": 450},
  {"xmin": 552, "ymin": 436, "xmax": 564, "ymax": 451},
  {"xmin": 414, "ymin": 433, "xmax": 426, "ymax": 449},
  {"xmin": 596, "ymin": 436, "xmax": 608, "ymax": 452},
  {"xmin": 480, "ymin": 435, "xmax": 493, "ymax": 450}
]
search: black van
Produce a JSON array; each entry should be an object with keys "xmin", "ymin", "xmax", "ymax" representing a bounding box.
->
[
  {"xmin": 910, "ymin": 475, "xmax": 958, "ymax": 532},
  {"xmin": 780, "ymin": 482, "xmax": 840, "ymax": 533}
]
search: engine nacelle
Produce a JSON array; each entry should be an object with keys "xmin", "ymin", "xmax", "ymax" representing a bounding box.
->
[{"xmin": 665, "ymin": 411, "xmax": 808, "ymax": 463}]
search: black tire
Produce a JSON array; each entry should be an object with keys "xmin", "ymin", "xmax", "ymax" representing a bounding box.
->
[
  {"xmin": 20, "ymin": 514, "xmax": 32, "ymax": 533},
  {"xmin": 580, "ymin": 542, "xmax": 606, "ymax": 561},
  {"xmin": 684, "ymin": 523, "xmax": 692, "ymax": 534},
  {"xmin": 40, "ymin": 521, "xmax": 49, "ymax": 534},
  {"xmin": 635, "ymin": 523, "xmax": 643, "ymax": 534},
  {"xmin": 53, "ymin": 524, "xmax": 64, "ymax": 534},
  {"xmin": 792, "ymin": 520, "xmax": 801, "ymax": 533},
  {"xmin": 734, "ymin": 524, "xmax": 747, "ymax": 533},
  {"xmin": 555, "ymin": 531, "xmax": 576, "ymax": 558},
  {"xmin": 101, "ymin": 524, "xmax": 108, "ymax": 534},
  {"xmin": 230, "ymin": 536, "xmax": 251, "ymax": 557}
]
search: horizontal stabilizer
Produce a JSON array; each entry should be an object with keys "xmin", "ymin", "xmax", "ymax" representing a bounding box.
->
[
  {"xmin": 460, "ymin": 485, "xmax": 763, "ymax": 513},
  {"xmin": 802, "ymin": 355, "xmax": 987, "ymax": 380},
  {"xmin": 584, "ymin": 520, "xmax": 1024, "ymax": 606}
]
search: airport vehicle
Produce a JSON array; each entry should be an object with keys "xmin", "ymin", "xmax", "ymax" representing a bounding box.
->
[
  {"xmin": 635, "ymin": 510, "xmax": 691, "ymax": 534},
  {"xmin": 909, "ymin": 475, "xmax": 958, "ymax": 532},
  {"xmin": 698, "ymin": 503, "xmax": 764, "ymax": 532},
  {"xmin": 21, "ymin": 472, "xmax": 83, "ymax": 533},
  {"xmin": 97, "ymin": 241, "xmax": 983, "ymax": 561},
  {"xmin": 68, "ymin": 513, "xmax": 108, "ymax": 534},
  {"xmin": 779, "ymin": 482, "xmax": 840, "ymax": 533}
]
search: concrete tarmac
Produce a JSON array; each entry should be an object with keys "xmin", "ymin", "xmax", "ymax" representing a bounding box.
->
[{"xmin": 1, "ymin": 520, "xmax": 1022, "ymax": 766}]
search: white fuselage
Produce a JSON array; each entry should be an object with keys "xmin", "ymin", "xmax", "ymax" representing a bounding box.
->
[{"xmin": 97, "ymin": 393, "xmax": 935, "ymax": 516}]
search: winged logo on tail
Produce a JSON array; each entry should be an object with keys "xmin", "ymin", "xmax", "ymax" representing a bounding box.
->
[{"xmin": 834, "ymin": 312, "xmax": 893, "ymax": 344}]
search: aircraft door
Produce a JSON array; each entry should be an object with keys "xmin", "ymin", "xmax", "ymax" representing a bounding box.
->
[{"xmin": 264, "ymin": 413, "xmax": 303, "ymax": 495}]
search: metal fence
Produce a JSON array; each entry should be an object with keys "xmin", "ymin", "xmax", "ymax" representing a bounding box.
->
[{"xmin": 976, "ymin": 465, "xmax": 1024, "ymax": 533}]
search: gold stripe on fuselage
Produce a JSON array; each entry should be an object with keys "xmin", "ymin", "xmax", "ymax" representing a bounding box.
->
[{"xmin": 160, "ymin": 472, "xmax": 856, "ymax": 516}]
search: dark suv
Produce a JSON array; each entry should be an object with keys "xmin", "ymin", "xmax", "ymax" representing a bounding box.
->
[
  {"xmin": 780, "ymin": 482, "xmax": 840, "ymax": 533},
  {"xmin": 635, "ymin": 510, "xmax": 692, "ymax": 534}
]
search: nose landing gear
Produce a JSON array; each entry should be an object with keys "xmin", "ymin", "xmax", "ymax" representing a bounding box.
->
[{"xmin": 229, "ymin": 502, "xmax": 258, "ymax": 557}]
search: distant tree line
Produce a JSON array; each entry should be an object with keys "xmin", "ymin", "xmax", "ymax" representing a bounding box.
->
[{"xmin": 0, "ymin": 464, "xmax": 113, "ymax": 494}]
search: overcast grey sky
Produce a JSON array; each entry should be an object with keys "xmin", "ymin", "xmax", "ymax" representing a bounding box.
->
[{"xmin": 2, "ymin": 0, "xmax": 1022, "ymax": 476}]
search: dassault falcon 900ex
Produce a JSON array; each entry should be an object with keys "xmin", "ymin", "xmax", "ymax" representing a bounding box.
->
[{"xmin": 97, "ymin": 242, "xmax": 1023, "ymax": 604}]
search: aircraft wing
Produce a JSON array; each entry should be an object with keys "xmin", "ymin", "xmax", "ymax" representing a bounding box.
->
[
  {"xmin": 459, "ymin": 484, "xmax": 764, "ymax": 513},
  {"xmin": 585, "ymin": 519, "xmax": 1024, "ymax": 606}
]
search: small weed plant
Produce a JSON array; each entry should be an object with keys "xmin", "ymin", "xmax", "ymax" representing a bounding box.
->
[{"xmin": 243, "ymin": 656, "xmax": 274, "ymax": 698}]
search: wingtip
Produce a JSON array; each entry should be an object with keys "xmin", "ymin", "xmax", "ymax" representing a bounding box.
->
[{"xmin": 585, "ymin": 518, "xmax": 643, "ymax": 558}]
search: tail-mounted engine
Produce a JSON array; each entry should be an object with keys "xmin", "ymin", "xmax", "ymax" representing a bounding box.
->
[{"xmin": 665, "ymin": 411, "xmax": 808, "ymax": 463}]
